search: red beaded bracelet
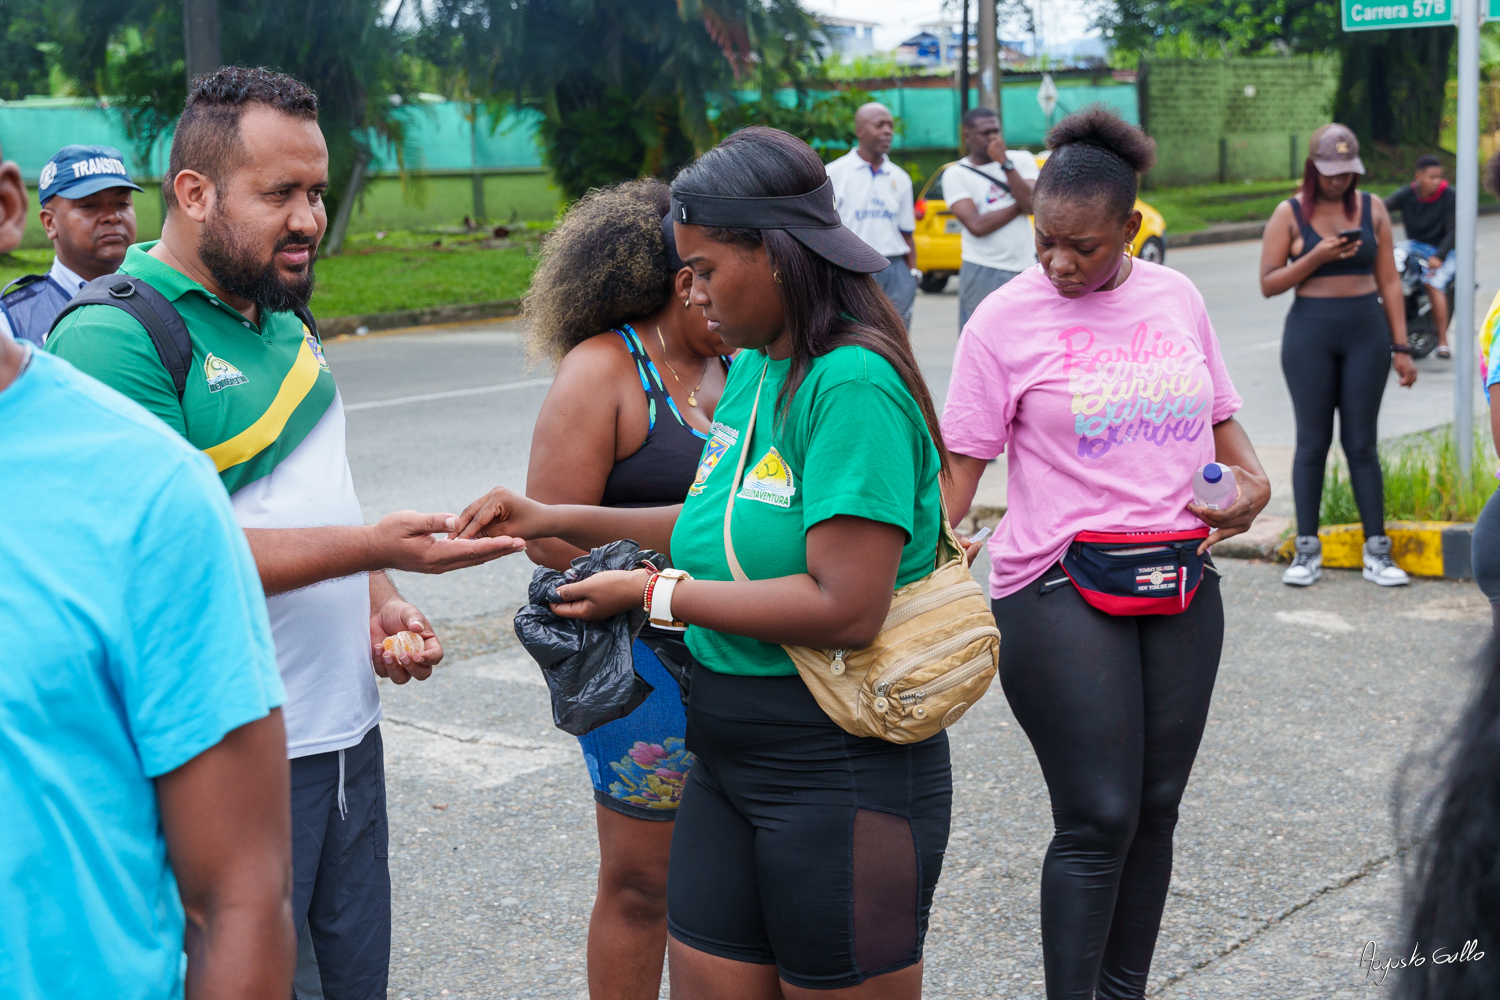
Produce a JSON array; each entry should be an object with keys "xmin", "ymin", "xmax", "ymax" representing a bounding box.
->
[{"xmin": 643, "ymin": 572, "xmax": 661, "ymax": 615}]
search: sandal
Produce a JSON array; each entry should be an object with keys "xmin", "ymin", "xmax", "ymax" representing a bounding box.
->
[{"xmin": 1437, "ymin": 346, "xmax": 1451, "ymax": 359}]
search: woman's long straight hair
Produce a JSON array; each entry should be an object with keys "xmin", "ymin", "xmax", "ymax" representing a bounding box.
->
[
  {"xmin": 1298, "ymin": 157, "xmax": 1359, "ymax": 222},
  {"xmin": 670, "ymin": 126, "xmax": 948, "ymax": 469}
]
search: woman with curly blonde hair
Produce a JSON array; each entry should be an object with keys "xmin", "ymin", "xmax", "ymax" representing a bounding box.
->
[{"xmin": 521, "ymin": 178, "xmax": 730, "ymax": 1000}]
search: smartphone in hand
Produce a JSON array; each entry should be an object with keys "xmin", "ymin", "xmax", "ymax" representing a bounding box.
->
[{"xmin": 1338, "ymin": 228, "xmax": 1363, "ymax": 243}]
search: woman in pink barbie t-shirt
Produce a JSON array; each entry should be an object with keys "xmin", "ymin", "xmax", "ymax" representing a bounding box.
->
[{"xmin": 942, "ymin": 109, "xmax": 1272, "ymax": 1000}]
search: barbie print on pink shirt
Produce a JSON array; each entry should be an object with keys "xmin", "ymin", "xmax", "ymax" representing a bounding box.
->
[{"xmin": 941, "ymin": 258, "xmax": 1242, "ymax": 599}]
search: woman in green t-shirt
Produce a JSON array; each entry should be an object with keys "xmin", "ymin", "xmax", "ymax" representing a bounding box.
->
[{"xmin": 454, "ymin": 127, "xmax": 956, "ymax": 998}]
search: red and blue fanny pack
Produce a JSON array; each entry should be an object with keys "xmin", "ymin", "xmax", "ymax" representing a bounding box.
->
[{"xmin": 1054, "ymin": 529, "xmax": 1213, "ymax": 616}]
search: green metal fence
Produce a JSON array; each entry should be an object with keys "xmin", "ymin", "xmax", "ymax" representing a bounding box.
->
[{"xmin": 0, "ymin": 82, "xmax": 1137, "ymax": 239}]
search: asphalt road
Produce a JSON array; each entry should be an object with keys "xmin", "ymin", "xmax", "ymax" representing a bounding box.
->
[{"xmin": 325, "ymin": 228, "xmax": 1500, "ymax": 999}]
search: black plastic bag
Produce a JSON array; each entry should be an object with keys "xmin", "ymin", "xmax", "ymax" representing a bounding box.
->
[{"xmin": 513, "ymin": 540, "xmax": 667, "ymax": 736}]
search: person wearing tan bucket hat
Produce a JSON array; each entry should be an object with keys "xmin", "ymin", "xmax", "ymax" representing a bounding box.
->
[{"xmin": 1260, "ymin": 123, "xmax": 1417, "ymax": 589}]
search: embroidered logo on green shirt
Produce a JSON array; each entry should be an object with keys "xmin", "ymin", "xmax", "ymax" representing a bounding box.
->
[
  {"xmin": 204, "ymin": 352, "xmax": 248, "ymax": 392},
  {"xmin": 688, "ymin": 422, "xmax": 739, "ymax": 496},
  {"xmin": 737, "ymin": 447, "xmax": 795, "ymax": 508},
  {"xmin": 304, "ymin": 326, "xmax": 329, "ymax": 371}
]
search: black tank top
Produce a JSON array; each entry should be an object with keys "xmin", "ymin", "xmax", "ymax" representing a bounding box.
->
[
  {"xmin": 1288, "ymin": 192, "xmax": 1376, "ymax": 278},
  {"xmin": 599, "ymin": 325, "xmax": 730, "ymax": 508}
]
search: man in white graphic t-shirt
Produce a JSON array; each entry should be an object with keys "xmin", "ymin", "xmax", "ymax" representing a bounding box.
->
[
  {"xmin": 826, "ymin": 102, "xmax": 918, "ymax": 328},
  {"xmin": 943, "ymin": 106, "xmax": 1040, "ymax": 330}
]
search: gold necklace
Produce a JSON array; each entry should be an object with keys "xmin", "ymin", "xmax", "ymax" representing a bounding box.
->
[{"xmin": 656, "ymin": 325, "xmax": 711, "ymax": 407}]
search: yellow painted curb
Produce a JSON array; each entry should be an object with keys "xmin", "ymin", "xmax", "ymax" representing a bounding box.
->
[{"xmin": 1276, "ymin": 521, "xmax": 1475, "ymax": 578}]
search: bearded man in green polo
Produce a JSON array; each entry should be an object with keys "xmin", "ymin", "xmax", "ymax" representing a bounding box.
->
[{"xmin": 47, "ymin": 66, "xmax": 524, "ymax": 1000}]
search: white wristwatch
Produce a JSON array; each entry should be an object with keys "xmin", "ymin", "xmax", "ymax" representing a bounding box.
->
[{"xmin": 648, "ymin": 568, "xmax": 692, "ymax": 631}]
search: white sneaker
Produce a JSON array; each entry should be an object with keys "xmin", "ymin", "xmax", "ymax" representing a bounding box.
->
[
  {"xmin": 1283, "ymin": 535, "xmax": 1323, "ymax": 586},
  {"xmin": 1363, "ymin": 535, "xmax": 1409, "ymax": 586}
]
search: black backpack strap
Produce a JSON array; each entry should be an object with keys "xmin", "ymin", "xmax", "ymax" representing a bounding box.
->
[
  {"xmin": 51, "ymin": 275, "xmax": 195, "ymax": 401},
  {"xmin": 959, "ymin": 160, "xmax": 1011, "ymax": 197},
  {"xmin": 294, "ymin": 304, "xmax": 320, "ymax": 344}
]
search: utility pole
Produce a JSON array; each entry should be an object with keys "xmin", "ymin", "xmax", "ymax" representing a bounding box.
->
[
  {"xmin": 959, "ymin": 0, "xmax": 971, "ymax": 116},
  {"xmin": 979, "ymin": 0, "xmax": 1000, "ymax": 126},
  {"xmin": 1456, "ymin": 0, "xmax": 1480, "ymax": 477},
  {"xmin": 470, "ymin": 101, "xmax": 486, "ymax": 222},
  {"xmin": 182, "ymin": 0, "xmax": 222, "ymax": 86}
]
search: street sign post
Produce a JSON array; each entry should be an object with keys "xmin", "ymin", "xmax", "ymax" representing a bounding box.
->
[
  {"xmin": 1342, "ymin": 0, "xmax": 1455, "ymax": 31},
  {"xmin": 1037, "ymin": 73, "xmax": 1059, "ymax": 131},
  {"xmin": 1341, "ymin": 0, "xmax": 1481, "ymax": 476}
]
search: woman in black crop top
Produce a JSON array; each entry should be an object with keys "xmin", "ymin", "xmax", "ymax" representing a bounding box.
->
[
  {"xmin": 1260, "ymin": 123, "xmax": 1417, "ymax": 590},
  {"xmin": 520, "ymin": 179, "xmax": 730, "ymax": 999}
]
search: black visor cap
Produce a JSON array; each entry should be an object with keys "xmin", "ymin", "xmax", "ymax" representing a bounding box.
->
[{"xmin": 670, "ymin": 178, "xmax": 890, "ymax": 274}]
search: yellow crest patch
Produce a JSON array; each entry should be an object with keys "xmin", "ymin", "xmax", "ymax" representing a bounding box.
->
[
  {"xmin": 203, "ymin": 352, "xmax": 248, "ymax": 393},
  {"xmin": 737, "ymin": 447, "xmax": 796, "ymax": 508}
]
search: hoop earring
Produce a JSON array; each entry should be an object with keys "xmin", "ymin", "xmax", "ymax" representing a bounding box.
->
[
  {"xmin": 773, "ymin": 269, "xmax": 781, "ymax": 284},
  {"xmin": 684, "ymin": 298, "xmax": 691, "ymax": 308}
]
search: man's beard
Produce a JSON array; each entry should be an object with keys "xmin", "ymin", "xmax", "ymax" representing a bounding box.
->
[{"xmin": 198, "ymin": 209, "xmax": 317, "ymax": 314}]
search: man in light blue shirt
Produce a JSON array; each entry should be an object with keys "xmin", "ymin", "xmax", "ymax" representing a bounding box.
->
[{"xmin": 0, "ymin": 328, "xmax": 294, "ymax": 1000}]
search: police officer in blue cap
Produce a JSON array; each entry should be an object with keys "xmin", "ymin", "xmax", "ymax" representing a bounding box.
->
[{"xmin": 0, "ymin": 145, "xmax": 142, "ymax": 346}]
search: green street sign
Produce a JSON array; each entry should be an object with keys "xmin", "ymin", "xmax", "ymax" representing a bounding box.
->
[{"xmin": 1342, "ymin": 0, "xmax": 1453, "ymax": 30}]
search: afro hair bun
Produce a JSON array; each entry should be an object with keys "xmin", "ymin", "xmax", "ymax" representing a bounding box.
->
[{"xmin": 1045, "ymin": 106, "xmax": 1158, "ymax": 176}]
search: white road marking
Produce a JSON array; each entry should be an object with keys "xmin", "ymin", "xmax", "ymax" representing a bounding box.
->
[{"xmin": 344, "ymin": 377, "xmax": 552, "ymax": 412}]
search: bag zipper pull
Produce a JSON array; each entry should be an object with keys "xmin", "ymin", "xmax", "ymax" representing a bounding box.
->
[{"xmin": 830, "ymin": 649, "xmax": 847, "ymax": 676}]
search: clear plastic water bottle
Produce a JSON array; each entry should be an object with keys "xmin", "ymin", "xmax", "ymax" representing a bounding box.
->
[{"xmin": 1192, "ymin": 463, "xmax": 1238, "ymax": 510}]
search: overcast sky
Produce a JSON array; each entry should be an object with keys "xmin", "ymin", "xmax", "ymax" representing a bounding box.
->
[{"xmin": 800, "ymin": 0, "xmax": 1101, "ymax": 51}]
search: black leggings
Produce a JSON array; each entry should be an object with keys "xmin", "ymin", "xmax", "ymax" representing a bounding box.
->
[
  {"xmin": 992, "ymin": 568, "xmax": 1224, "ymax": 1000},
  {"xmin": 1282, "ymin": 293, "xmax": 1390, "ymax": 539},
  {"xmin": 1473, "ymin": 488, "xmax": 1500, "ymax": 624}
]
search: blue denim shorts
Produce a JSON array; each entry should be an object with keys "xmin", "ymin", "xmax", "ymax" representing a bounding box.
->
[
  {"xmin": 575, "ymin": 638, "xmax": 695, "ymax": 821},
  {"xmin": 1401, "ymin": 239, "xmax": 1456, "ymax": 290}
]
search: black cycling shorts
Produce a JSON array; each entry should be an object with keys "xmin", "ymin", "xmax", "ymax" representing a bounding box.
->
[{"xmin": 666, "ymin": 666, "xmax": 953, "ymax": 990}]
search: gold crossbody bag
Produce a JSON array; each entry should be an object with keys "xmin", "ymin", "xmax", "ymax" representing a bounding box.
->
[{"xmin": 721, "ymin": 362, "xmax": 1000, "ymax": 744}]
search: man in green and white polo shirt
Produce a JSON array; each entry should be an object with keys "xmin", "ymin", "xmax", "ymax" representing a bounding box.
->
[{"xmin": 48, "ymin": 67, "xmax": 524, "ymax": 1000}]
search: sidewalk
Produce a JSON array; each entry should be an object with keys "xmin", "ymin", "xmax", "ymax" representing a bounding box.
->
[{"xmin": 378, "ymin": 560, "xmax": 1486, "ymax": 999}]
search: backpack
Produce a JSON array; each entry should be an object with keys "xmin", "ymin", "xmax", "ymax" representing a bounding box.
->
[{"xmin": 49, "ymin": 274, "xmax": 319, "ymax": 401}]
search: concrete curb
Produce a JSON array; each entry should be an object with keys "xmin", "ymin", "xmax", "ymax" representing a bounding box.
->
[
  {"xmin": 1274, "ymin": 521, "xmax": 1474, "ymax": 579},
  {"xmin": 1166, "ymin": 222, "xmax": 1267, "ymax": 249},
  {"xmin": 322, "ymin": 298, "xmax": 521, "ymax": 339}
]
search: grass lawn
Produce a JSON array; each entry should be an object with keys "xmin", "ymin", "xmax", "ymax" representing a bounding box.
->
[
  {"xmin": 1147, "ymin": 171, "xmax": 1497, "ymax": 237},
  {"xmin": 0, "ymin": 227, "xmax": 541, "ymax": 321},
  {"xmin": 313, "ymin": 232, "xmax": 536, "ymax": 318},
  {"xmin": 0, "ymin": 249, "xmax": 56, "ymax": 292},
  {"xmin": 1144, "ymin": 180, "xmax": 1300, "ymax": 234}
]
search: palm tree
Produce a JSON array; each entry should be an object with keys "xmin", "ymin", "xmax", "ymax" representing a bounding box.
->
[
  {"xmin": 45, "ymin": 0, "xmax": 418, "ymax": 239},
  {"xmin": 417, "ymin": 0, "xmax": 827, "ymax": 199}
]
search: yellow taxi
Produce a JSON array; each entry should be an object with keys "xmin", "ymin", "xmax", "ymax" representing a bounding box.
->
[{"xmin": 912, "ymin": 152, "xmax": 1167, "ymax": 292}]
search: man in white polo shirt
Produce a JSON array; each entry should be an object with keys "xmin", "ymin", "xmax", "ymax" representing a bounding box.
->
[
  {"xmin": 827, "ymin": 102, "xmax": 918, "ymax": 328},
  {"xmin": 943, "ymin": 106, "xmax": 1040, "ymax": 331}
]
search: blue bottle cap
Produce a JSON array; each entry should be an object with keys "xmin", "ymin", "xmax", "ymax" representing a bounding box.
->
[{"xmin": 1203, "ymin": 463, "xmax": 1222, "ymax": 484}]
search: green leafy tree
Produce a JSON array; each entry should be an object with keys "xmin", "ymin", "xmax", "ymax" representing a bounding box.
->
[
  {"xmin": 416, "ymin": 0, "xmax": 828, "ymax": 199},
  {"xmin": 1093, "ymin": 0, "xmax": 1454, "ymax": 148},
  {"xmin": 717, "ymin": 87, "xmax": 873, "ymax": 163},
  {"xmin": 0, "ymin": 0, "xmax": 55, "ymax": 102},
  {"xmin": 44, "ymin": 0, "xmax": 418, "ymax": 229}
]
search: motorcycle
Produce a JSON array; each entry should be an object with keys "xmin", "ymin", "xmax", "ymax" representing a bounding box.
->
[{"xmin": 1394, "ymin": 242, "xmax": 1451, "ymax": 360}]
